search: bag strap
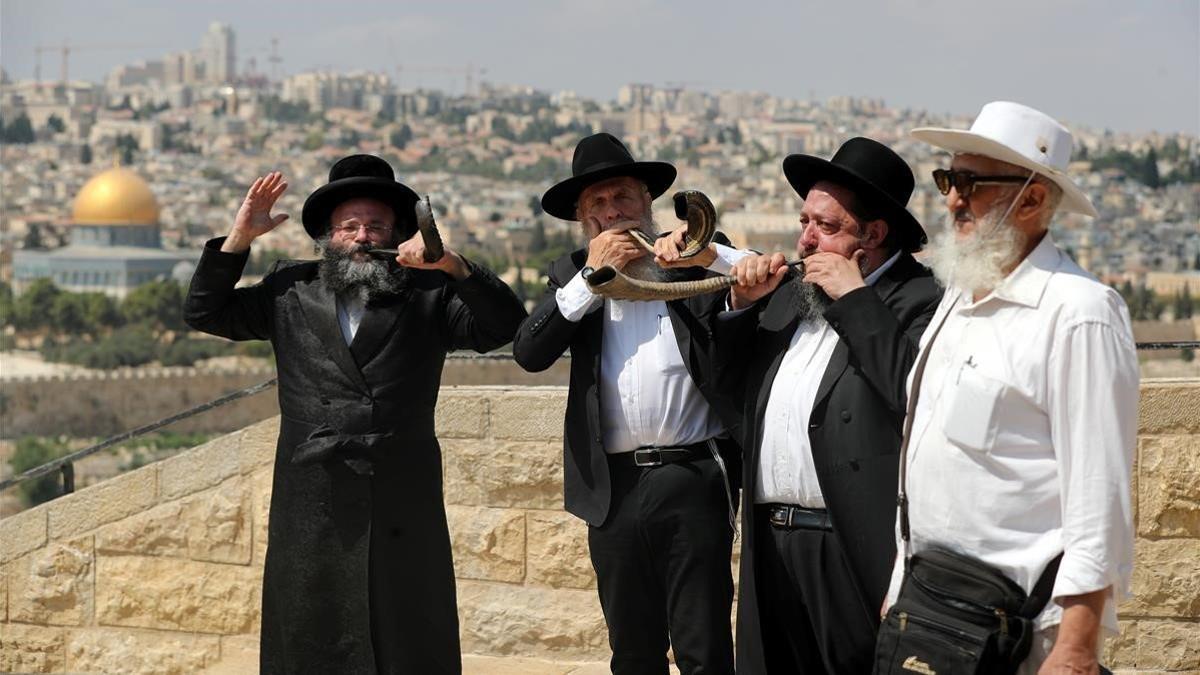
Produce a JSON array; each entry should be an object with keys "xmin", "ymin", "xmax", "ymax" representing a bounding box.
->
[
  {"xmin": 1020, "ymin": 552, "xmax": 1064, "ymax": 619},
  {"xmin": 897, "ymin": 294, "xmax": 958, "ymax": 559}
]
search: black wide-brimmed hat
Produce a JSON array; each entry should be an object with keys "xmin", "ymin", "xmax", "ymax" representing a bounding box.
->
[
  {"xmin": 541, "ymin": 133, "xmax": 676, "ymax": 220},
  {"xmin": 783, "ymin": 137, "xmax": 927, "ymax": 251},
  {"xmin": 300, "ymin": 154, "xmax": 420, "ymax": 240}
]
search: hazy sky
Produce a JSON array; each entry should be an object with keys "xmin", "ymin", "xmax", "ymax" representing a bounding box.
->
[{"xmin": 2, "ymin": 0, "xmax": 1197, "ymax": 134}]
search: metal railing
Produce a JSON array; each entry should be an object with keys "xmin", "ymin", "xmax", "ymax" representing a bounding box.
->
[{"xmin": 1, "ymin": 345, "xmax": 1196, "ymax": 499}]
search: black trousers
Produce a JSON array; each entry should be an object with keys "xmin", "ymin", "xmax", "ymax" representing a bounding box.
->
[
  {"xmin": 753, "ymin": 505, "xmax": 878, "ymax": 675},
  {"xmin": 588, "ymin": 452, "xmax": 738, "ymax": 675}
]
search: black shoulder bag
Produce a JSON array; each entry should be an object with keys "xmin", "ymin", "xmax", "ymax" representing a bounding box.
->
[{"xmin": 873, "ymin": 297, "xmax": 1062, "ymax": 675}]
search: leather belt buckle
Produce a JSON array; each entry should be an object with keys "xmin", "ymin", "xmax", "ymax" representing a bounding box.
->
[
  {"xmin": 769, "ymin": 506, "xmax": 792, "ymax": 528},
  {"xmin": 633, "ymin": 449, "xmax": 663, "ymax": 467}
]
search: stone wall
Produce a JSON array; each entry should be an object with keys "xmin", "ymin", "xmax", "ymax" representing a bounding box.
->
[
  {"xmin": 0, "ymin": 357, "xmax": 569, "ymax": 438},
  {"xmin": 1, "ymin": 381, "xmax": 1198, "ymax": 674}
]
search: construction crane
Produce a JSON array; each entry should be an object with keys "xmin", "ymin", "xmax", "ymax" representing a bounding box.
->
[{"xmin": 34, "ymin": 42, "xmax": 161, "ymax": 85}]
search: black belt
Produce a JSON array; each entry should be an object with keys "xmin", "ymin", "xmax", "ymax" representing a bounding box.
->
[
  {"xmin": 763, "ymin": 504, "xmax": 832, "ymax": 531},
  {"xmin": 610, "ymin": 441, "xmax": 708, "ymax": 468}
]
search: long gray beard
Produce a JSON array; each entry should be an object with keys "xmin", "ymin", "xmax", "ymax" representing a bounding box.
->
[
  {"xmin": 316, "ymin": 236, "xmax": 407, "ymax": 301},
  {"xmin": 928, "ymin": 204, "xmax": 1026, "ymax": 295},
  {"xmin": 788, "ymin": 278, "xmax": 833, "ymax": 324}
]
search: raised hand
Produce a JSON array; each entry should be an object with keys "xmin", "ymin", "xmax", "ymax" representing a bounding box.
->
[
  {"xmin": 223, "ymin": 172, "xmax": 289, "ymax": 253},
  {"xmin": 394, "ymin": 230, "xmax": 471, "ymax": 281},
  {"xmin": 654, "ymin": 227, "xmax": 717, "ymax": 269},
  {"xmin": 730, "ymin": 253, "xmax": 789, "ymax": 310}
]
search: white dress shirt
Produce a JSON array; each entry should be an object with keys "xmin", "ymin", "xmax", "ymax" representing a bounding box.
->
[
  {"xmin": 336, "ymin": 293, "xmax": 368, "ymax": 345},
  {"xmin": 755, "ymin": 250, "xmax": 901, "ymax": 506},
  {"xmin": 885, "ymin": 234, "xmax": 1139, "ymax": 633},
  {"xmin": 556, "ymin": 243, "xmax": 748, "ymax": 454}
]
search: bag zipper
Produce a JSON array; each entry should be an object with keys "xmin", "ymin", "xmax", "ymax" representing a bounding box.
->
[{"xmin": 898, "ymin": 611, "xmax": 989, "ymax": 646}]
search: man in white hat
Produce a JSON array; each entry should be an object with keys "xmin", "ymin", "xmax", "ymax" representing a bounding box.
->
[{"xmin": 884, "ymin": 102, "xmax": 1139, "ymax": 674}]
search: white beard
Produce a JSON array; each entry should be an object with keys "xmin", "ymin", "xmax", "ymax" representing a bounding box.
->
[{"xmin": 928, "ymin": 204, "xmax": 1026, "ymax": 296}]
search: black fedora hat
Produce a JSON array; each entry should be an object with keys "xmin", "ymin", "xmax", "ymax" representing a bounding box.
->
[
  {"xmin": 300, "ymin": 154, "xmax": 420, "ymax": 240},
  {"xmin": 541, "ymin": 133, "xmax": 676, "ymax": 221},
  {"xmin": 783, "ymin": 137, "xmax": 927, "ymax": 251}
]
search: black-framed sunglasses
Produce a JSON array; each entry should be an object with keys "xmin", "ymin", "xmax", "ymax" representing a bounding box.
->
[{"xmin": 932, "ymin": 169, "xmax": 1030, "ymax": 198}]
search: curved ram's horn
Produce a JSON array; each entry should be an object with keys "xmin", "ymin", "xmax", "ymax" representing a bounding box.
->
[
  {"xmin": 672, "ymin": 190, "xmax": 717, "ymax": 258},
  {"xmin": 584, "ymin": 265, "xmax": 737, "ymax": 302},
  {"xmin": 414, "ymin": 196, "xmax": 445, "ymax": 262}
]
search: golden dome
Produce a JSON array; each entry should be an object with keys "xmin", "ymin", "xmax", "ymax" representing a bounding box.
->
[{"xmin": 72, "ymin": 166, "xmax": 160, "ymax": 225}]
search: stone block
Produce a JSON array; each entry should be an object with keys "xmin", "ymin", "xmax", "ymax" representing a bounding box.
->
[
  {"xmin": 448, "ymin": 506, "xmax": 526, "ymax": 583},
  {"xmin": 437, "ymin": 391, "xmax": 490, "ymax": 439},
  {"xmin": 46, "ymin": 466, "xmax": 157, "ymax": 539},
  {"xmin": 96, "ymin": 477, "xmax": 252, "ymax": 565},
  {"xmin": 489, "ymin": 390, "xmax": 567, "ymax": 441},
  {"xmin": 1102, "ymin": 619, "xmax": 1137, "ymax": 669},
  {"xmin": 8, "ymin": 536, "xmax": 93, "ymax": 626},
  {"xmin": 526, "ymin": 511, "xmax": 595, "ymax": 590},
  {"xmin": 0, "ymin": 506, "xmax": 47, "ymax": 563},
  {"xmin": 462, "ymin": 654, "xmax": 576, "ymax": 674},
  {"xmin": 202, "ymin": 634, "xmax": 260, "ymax": 674},
  {"xmin": 66, "ymin": 628, "xmax": 222, "ymax": 675},
  {"xmin": 158, "ymin": 433, "xmax": 242, "ymax": 501},
  {"xmin": 0, "ymin": 623, "xmax": 65, "ymax": 673},
  {"xmin": 457, "ymin": 580, "xmax": 608, "ymax": 660},
  {"xmin": 1120, "ymin": 538, "xmax": 1200, "ymax": 618},
  {"xmin": 443, "ymin": 440, "xmax": 563, "ymax": 509},
  {"xmin": 1, "ymin": 564, "xmax": 7, "ymax": 622},
  {"xmin": 238, "ymin": 415, "xmax": 280, "ymax": 472},
  {"xmin": 95, "ymin": 556, "xmax": 260, "ymax": 634},
  {"xmin": 1138, "ymin": 381, "xmax": 1200, "ymax": 435},
  {"xmin": 1138, "ymin": 435, "xmax": 1200, "ymax": 538},
  {"xmin": 251, "ymin": 468, "xmax": 273, "ymax": 568},
  {"xmin": 1134, "ymin": 619, "xmax": 1200, "ymax": 670}
]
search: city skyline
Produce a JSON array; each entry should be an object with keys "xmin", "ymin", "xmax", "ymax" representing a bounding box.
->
[{"xmin": 1, "ymin": 0, "xmax": 1197, "ymax": 136}]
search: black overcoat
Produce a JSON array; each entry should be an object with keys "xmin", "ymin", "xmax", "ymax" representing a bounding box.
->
[
  {"xmin": 711, "ymin": 253, "xmax": 940, "ymax": 675},
  {"xmin": 511, "ymin": 244, "xmax": 740, "ymax": 527},
  {"xmin": 184, "ymin": 238, "xmax": 527, "ymax": 674}
]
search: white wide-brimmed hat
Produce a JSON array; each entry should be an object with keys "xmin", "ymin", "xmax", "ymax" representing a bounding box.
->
[{"xmin": 911, "ymin": 101, "xmax": 1097, "ymax": 217}]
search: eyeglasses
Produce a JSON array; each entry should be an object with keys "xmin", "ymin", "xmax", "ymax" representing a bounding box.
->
[
  {"xmin": 932, "ymin": 169, "xmax": 1031, "ymax": 198},
  {"xmin": 331, "ymin": 222, "xmax": 393, "ymax": 236}
]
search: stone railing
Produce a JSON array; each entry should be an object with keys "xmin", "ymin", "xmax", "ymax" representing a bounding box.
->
[{"xmin": 1, "ymin": 381, "xmax": 1198, "ymax": 673}]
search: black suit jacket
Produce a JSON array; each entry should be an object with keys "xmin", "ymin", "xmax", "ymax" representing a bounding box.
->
[
  {"xmin": 713, "ymin": 253, "xmax": 940, "ymax": 674},
  {"xmin": 512, "ymin": 244, "xmax": 740, "ymax": 527},
  {"xmin": 184, "ymin": 237, "xmax": 526, "ymax": 673}
]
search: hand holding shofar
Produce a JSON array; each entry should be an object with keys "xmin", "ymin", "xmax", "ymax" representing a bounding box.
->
[
  {"xmin": 583, "ymin": 190, "xmax": 802, "ymax": 301},
  {"xmin": 367, "ymin": 194, "xmax": 445, "ymax": 261}
]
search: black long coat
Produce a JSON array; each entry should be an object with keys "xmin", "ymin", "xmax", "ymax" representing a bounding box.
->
[
  {"xmin": 712, "ymin": 253, "xmax": 940, "ymax": 675},
  {"xmin": 511, "ymin": 245, "xmax": 740, "ymax": 527},
  {"xmin": 184, "ymin": 238, "xmax": 526, "ymax": 674}
]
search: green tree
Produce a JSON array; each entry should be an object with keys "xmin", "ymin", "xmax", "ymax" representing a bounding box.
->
[
  {"xmin": 4, "ymin": 112, "xmax": 35, "ymax": 143},
  {"xmin": 389, "ymin": 123, "xmax": 413, "ymax": 149},
  {"xmin": 14, "ymin": 278, "xmax": 61, "ymax": 330},
  {"xmin": 0, "ymin": 280, "xmax": 13, "ymax": 326},
  {"xmin": 1141, "ymin": 147, "xmax": 1161, "ymax": 189},
  {"xmin": 1175, "ymin": 284, "xmax": 1194, "ymax": 320},
  {"xmin": 10, "ymin": 437, "xmax": 72, "ymax": 507},
  {"xmin": 120, "ymin": 279, "xmax": 184, "ymax": 331},
  {"xmin": 82, "ymin": 292, "xmax": 122, "ymax": 329},
  {"xmin": 45, "ymin": 114, "xmax": 66, "ymax": 134},
  {"xmin": 529, "ymin": 220, "xmax": 547, "ymax": 253},
  {"xmin": 115, "ymin": 133, "xmax": 139, "ymax": 165},
  {"xmin": 80, "ymin": 143, "xmax": 93, "ymax": 164},
  {"xmin": 49, "ymin": 293, "xmax": 89, "ymax": 335}
]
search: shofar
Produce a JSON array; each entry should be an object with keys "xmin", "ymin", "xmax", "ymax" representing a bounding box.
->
[
  {"xmin": 585, "ymin": 189, "xmax": 732, "ymax": 302},
  {"xmin": 414, "ymin": 195, "xmax": 445, "ymax": 262}
]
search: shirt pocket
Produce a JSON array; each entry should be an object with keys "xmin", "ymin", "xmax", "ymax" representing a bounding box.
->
[{"xmin": 942, "ymin": 365, "xmax": 1006, "ymax": 452}]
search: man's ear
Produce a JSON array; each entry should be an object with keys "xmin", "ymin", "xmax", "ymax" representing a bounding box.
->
[
  {"xmin": 862, "ymin": 219, "xmax": 889, "ymax": 250},
  {"xmin": 1015, "ymin": 182, "xmax": 1050, "ymax": 226}
]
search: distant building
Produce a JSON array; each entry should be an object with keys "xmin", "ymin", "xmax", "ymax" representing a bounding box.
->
[
  {"xmin": 201, "ymin": 22, "xmax": 236, "ymax": 85},
  {"xmin": 12, "ymin": 165, "xmax": 195, "ymax": 298}
]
